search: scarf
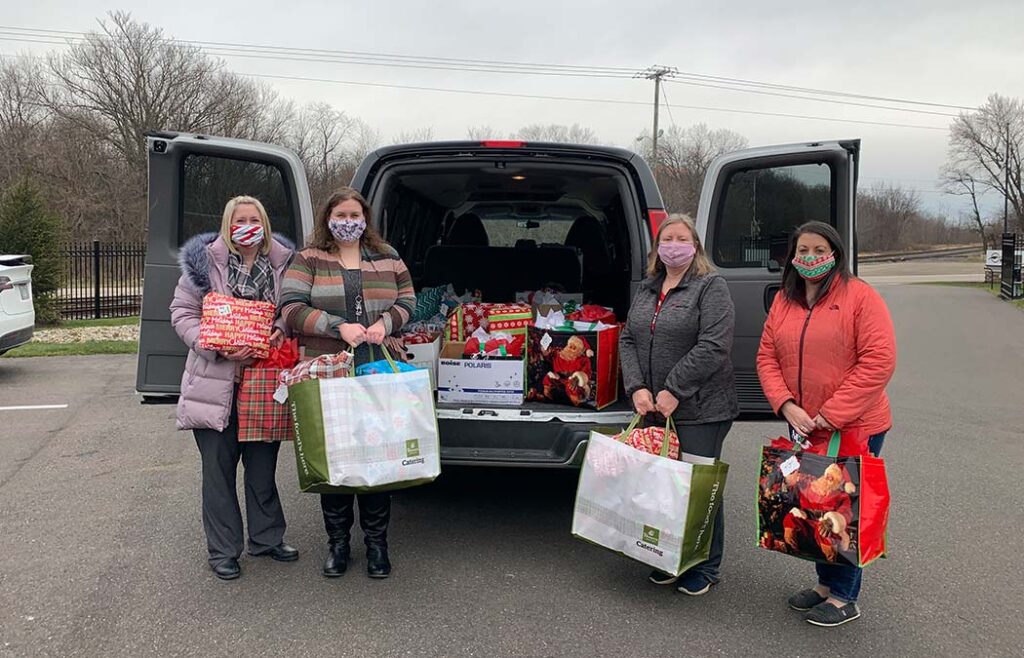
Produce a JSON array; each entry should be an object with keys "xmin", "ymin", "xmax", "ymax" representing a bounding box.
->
[{"xmin": 228, "ymin": 253, "xmax": 275, "ymax": 302}]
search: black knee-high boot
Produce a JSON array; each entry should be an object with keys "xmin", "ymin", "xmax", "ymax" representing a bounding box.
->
[
  {"xmin": 358, "ymin": 492, "xmax": 392, "ymax": 578},
  {"xmin": 320, "ymin": 493, "xmax": 355, "ymax": 577}
]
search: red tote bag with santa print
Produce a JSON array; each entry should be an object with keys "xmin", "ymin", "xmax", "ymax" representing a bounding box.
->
[
  {"xmin": 525, "ymin": 324, "xmax": 620, "ymax": 410},
  {"xmin": 756, "ymin": 430, "xmax": 890, "ymax": 567}
]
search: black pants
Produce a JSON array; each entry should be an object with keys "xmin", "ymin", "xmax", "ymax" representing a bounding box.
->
[
  {"xmin": 193, "ymin": 408, "xmax": 286, "ymax": 567},
  {"xmin": 320, "ymin": 492, "xmax": 391, "ymax": 549},
  {"xmin": 677, "ymin": 419, "xmax": 732, "ymax": 582}
]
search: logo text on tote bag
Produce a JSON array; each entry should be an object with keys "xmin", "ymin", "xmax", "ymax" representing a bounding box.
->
[
  {"xmin": 638, "ymin": 525, "xmax": 664, "ymax": 556},
  {"xmin": 402, "ymin": 439, "xmax": 425, "ymax": 466}
]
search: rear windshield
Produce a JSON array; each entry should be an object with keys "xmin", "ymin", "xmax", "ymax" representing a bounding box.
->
[
  {"xmin": 180, "ymin": 153, "xmax": 298, "ymax": 245},
  {"xmin": 371, "ymin": 162, "xmax": 637, "ymax": 313},
  {"xmin": 713, "ymin": 162, "xmax": 833, "ymax": 268}
]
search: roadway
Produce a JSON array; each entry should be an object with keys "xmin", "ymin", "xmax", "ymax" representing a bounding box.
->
[{"xmin": 0, "ymin": 282, "xmax": 1021, "ymax": 657}]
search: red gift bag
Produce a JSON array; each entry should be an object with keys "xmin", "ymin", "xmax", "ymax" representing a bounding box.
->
[
  {"xmin": 237, "ymin": 339, "xmax": 300, "ymax": 442},
  {"xmin": 198, "ymin": 292, "xmax": 276, "ymax": 359},
  {"xmin": 757, "ymin": 430, "xmax": 890, "ymax": 567}
]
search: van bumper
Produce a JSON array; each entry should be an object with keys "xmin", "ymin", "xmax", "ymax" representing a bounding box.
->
[{"xmin": 437, "ymin": 418, "xmax": 622, "ymax": 468}]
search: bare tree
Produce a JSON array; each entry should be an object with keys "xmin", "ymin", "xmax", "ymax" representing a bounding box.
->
[
  {"xmin": 43, "ymin": 12, "xmax": 269, "ymax": 172},
  {"xmin": 514, "ymin": 123, "xmax": 600, "ymax": 144},
  {"xmin": 858, "ymin": 183, "xmax": 922, "ymax": 251},
  {"xmin": 947, "ymin": 93, "xmax": 1024, "ymax": 231},
  {"xmin": 466, "ymin": 125, "xmax": 499, "ymax": 140},
  {"xmin": 942, "ymin": 166, "xmax": 991, "ymax": 248},
  {"xmin": 0, "ymin": 59, "xmax": 49, "ymax": 188},
  {"xmin": 393, "ymin": 127, "xmax": 434, "ymax": 144},
  {"xmin": 636, "ymin": 123, "xmax": 748, "ymax": 215}
]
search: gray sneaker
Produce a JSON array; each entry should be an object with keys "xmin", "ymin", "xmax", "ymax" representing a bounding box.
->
[
  {"xmin": 805, "ymin": 601, "xmax": 861, "ymax": 627},
  {"xmin": 788, "ymin": 588, "xmax": 827, "ymax": 611}
]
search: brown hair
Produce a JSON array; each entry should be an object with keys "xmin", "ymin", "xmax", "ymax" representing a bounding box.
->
[
  {"xmin": 309, "ymin": 187, "xmax": 390, "ymax": 254},
  {"xmin": 646, "ymin": 213, "xmax": 714, "ymax": 278}
]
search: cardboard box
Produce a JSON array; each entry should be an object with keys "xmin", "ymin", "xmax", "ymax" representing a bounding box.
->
[
  {"xmin": 525, "ymin": 324, "xmax": 620, "ymax": 410},
  {"xmin": 437, "ymin": 342, "xmax": 525, "ymax": 406},
  {"xmin": 403, "ymin": 335, "xmax": 441, "ymax": 390}
]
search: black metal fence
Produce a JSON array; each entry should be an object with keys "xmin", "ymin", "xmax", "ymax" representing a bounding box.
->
[
  {"xmin": 59, "ymin": 240, "xmax": 146, "ymax": 320},
  {"xmin": 1000, "ymin": 233, "xmax": 1022, "ymax": 300}
]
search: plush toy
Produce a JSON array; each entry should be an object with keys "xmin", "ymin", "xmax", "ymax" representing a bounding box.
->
[{"xmin": 542, "ymin": 335, "xmax": 594, "ymax": 406}]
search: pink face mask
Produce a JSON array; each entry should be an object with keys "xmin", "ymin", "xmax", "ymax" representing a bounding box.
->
[{"xmin": 658, "ymin": 242, "xmax": 696, "ymax": 269}]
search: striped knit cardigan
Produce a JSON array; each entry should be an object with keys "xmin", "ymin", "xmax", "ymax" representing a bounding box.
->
[{"xmin": 279, "ymin": 245, "xmax": 416, "ymax": 357}]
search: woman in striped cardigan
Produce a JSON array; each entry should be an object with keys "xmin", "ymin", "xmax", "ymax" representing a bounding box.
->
[{"xmin": 279, "ymin": 187, "xmax": 416, "ymax": 580}]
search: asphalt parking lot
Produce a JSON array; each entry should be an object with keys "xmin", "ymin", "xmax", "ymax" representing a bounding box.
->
[{"xmin": 1, "ymin": 283, "xmax": 1022, "ymax": 657}]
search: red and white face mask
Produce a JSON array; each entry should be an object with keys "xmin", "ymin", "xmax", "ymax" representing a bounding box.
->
[{"xmin": 231, "ymin": 225, "xmax": 265, "ymax": 247}]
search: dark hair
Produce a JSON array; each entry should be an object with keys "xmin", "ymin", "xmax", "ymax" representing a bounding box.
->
[
  {"xmin": 781, "ymin": 221, "xmax": 849, "ymax": 306},
  {"xmin": 309, "ymin": 187, "xmax": 389, "ymax": 254}
]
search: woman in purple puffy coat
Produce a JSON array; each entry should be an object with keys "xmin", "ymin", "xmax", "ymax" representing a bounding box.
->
[{"xmin": 170, "ymin": 195, "xmax": 296, "ymax": 581}]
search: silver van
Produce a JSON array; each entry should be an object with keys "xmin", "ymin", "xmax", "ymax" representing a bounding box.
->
[{"xmin": 136, "ymin": 134, "xmax": 858, "ymax": 466}]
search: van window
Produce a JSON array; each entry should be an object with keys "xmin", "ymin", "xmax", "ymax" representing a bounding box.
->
[
  {"xmin": 480, "ymin": 218, "xmax": 575, "ymax": 247},
  {"xmin": 713, "ymin": 163, "xmax": 832, "ymax": 268},
  {"xmin": 180, "ymin": 154, "xmax": 297, "ymax": 245}
]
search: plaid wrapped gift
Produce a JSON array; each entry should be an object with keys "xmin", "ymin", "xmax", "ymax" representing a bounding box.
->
[
  {"xmin": 280, "ymin": 351, "xmax": 354, "ymax": 387},
  {"xmin": 238, "ymin": 366, "xmax": 293, "ymax": 442},
  {"xmin": 198, "ymin": 292, "xmax": 276, "ymax": 359}
]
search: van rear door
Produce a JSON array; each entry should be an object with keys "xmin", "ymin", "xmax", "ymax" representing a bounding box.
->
[
  {"xmin": 135, "ymin": 133, "xmax": 312, "ymax": 398},
  {"xmin": 696, "ymin": 140, "xmax": 859, "ymax": 414}
]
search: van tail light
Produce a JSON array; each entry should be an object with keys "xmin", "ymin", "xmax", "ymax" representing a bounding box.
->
[
  {"xmin": 481, "ymin": 140, "xmax": 525, "ymax": 148},
  {"xmin": 0, "ymin": 276, "xmax": 13, "ymax": 292},
  {"xmin": 647, "ymin": 209, "xmax": 669, "ymax": 236}
]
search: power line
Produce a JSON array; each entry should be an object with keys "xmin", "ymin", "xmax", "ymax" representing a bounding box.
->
[
  {"xmin": 665, "ymin": 78, "xmax": 960, "ymax": 117},
  {"xmin": 245, "ymin": 71, "xmax": 949, "ymax": 131},
  {"xmin": 0, "ymin": 25, "xmax": 978, "ymax": 111}
]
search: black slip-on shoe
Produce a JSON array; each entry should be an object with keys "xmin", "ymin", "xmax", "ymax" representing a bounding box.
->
[
  {"xmin": 805, "ymin": 601, "xmax": 861, "ymax": 627},
  {"xmin": 788, "ymin": 588, "xmax": 827, "ymax": 611}
]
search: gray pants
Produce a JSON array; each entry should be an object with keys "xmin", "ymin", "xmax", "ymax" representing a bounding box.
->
[
  {"xmin": 677, "ymin": 419, "xmax": 732, "ymax": 582},
  {"xmin": 193, "ymin": 409, "xmax": 286, "ymax": 567}
]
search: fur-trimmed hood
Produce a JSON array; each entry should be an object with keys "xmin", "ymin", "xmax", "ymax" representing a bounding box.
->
[{"xmin": 179, "ymin": 232, "xmax": 295, "ymax": 293}]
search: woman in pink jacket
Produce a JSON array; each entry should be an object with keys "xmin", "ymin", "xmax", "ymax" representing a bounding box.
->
[
  {"xmin": 756, "ymin": 221, "xmax": 896, "ymax": 627},
  {"xmin": 170, "ymin": 195, "xmax": 297, "ymax": 581}
]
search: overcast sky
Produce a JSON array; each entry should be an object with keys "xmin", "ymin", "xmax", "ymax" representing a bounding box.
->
[{"xmin": 4, "ymin": 1, "xmax": 1022, "ymax": 217}]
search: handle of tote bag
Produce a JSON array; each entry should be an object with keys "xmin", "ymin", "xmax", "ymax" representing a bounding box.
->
[
  {"xmin": 617, "ymin": 413, "xmax": 644, "ymax": 443},
  {"xmin": 825, "ymin": 430, "xmax": 842, "ymax": 458},
  {"xmin": 658, "ymin": 416, "xmax": 677, "ymax": 459}
]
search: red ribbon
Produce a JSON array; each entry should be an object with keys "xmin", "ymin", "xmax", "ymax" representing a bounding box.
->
[{"xmin": 253, "ymin": 338, "xmax": 300, "ymax": 369}]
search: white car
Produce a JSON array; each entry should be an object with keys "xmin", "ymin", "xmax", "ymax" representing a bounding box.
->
[{"xmin": 0, "ymin": 254, "xmax": 35, "ymax": 355}]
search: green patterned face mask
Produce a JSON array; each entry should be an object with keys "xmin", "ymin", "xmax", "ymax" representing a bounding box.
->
[{"xmin": 792, "ymin": 253, "xmax": 836, "ymax": 282}]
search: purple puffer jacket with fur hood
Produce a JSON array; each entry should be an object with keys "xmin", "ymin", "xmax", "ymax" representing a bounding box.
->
[{"xmin": 170, "ymin": 232, "xmax": 295, "ymax": 432}]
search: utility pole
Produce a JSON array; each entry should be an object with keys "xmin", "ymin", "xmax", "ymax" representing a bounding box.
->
[
  {"xmin": 634, "ymin": 65, "xmax": 677, "ymax": 171},
  {"xmin": 1004, "ymin": 121, "xmax": 1011, "ymax": 235}
]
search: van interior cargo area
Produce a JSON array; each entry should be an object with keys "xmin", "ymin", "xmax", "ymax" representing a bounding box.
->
[
  {"xmin": 375, "ymin": 161, "xmax": 637, "ymax": 320},
  {"xmin": 374, "ymin": 160, "xmax": 638, "ymax": 415}
]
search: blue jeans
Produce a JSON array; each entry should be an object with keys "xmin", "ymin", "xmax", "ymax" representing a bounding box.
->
[{"xmin": 815, "ymin": 432, "xmax": 886, "ymax": 603}]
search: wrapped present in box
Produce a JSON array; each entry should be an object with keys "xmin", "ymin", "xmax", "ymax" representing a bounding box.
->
[
  {"xmin": 280, "ymin": 351, "xmax": 354, "ymax": 387},
  {"xmin": 198, "ymin": 292, "xmax": 276, "ymax": 359},
  {"xmin": 445, "ymin": 302, "xmax": 532, "ymax": 342},
  {"xmin": 237, "ymin": 339, "xmax": 301, "ymax": 442}
]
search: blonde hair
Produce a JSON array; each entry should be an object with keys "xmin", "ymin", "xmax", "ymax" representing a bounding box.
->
[
  {"xmin": 647, "ymin": 213, "xmax": 714, "ymax": 277},
  {"xmin": 220, "ymin": 195, "xmax": 273, "ymax": 256}
]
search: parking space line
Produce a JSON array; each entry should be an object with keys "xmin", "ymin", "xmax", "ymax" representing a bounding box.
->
[{"xmin": 0, "ymin": 404, "xmax": 69, "ymax": 411}]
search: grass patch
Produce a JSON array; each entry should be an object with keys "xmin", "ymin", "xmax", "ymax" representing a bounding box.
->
[
  {"xmin": 56, "ymin": 316, "xmax": 139, "ymax": 329},
  {"xmin": 2, "ymin": 340, "xmax": 138, "ymax": 358},
  {"xmin": 911, "ymin": 281, "xmax": 992, "ymax": 288}
]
